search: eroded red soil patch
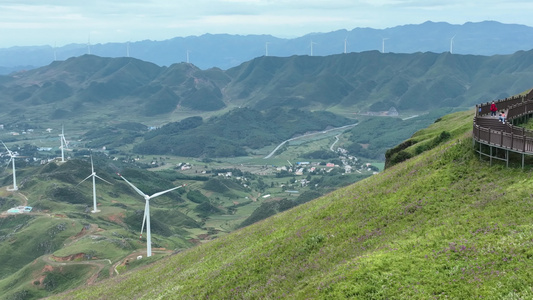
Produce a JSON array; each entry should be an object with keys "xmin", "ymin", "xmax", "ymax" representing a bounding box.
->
[
  {"xmin": 107, "ymin": 212, "xmax": 125, "ymax": 225},
  {"xmin": 51, "ymin": 253, "xmax": 88, "ymax": 262},
  {"xmin": 33, "ymin": 265, "xmax": 54, "ymax": 286},
  {"xmin": 73, "ymin": 227, "xmax": 88, "ymax": 239}
]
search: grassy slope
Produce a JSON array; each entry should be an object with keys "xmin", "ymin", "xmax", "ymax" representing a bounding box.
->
[{"xmin": 52, "ymin": 110, "xmax": 533, "ymax": 299}]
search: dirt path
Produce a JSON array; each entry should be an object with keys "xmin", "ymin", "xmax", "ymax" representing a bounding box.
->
[
  {"xmin": 110, "ymin": 249, "xmax": 174, "ymax": 277},
  {"xmin": 0, "ymin": 190, "xmax": 30, "ymax": 218},
  {"xmin": 39, "ymin": 223, "xmax": 113, "ymax": 285},
  {"xmin": 16, "ymin": 191, "xmax": 28, "ymax": 206},
  {"xmin": 0, "ymin": 188, "xmax": 173, "ymax": 287},
  {"xmin": 41, "ymin": 254, "xmax": 112, "ymax": 285},
  {"xmin": 39, "ymin": 222, "xmax": 173, "ymax": 285}
]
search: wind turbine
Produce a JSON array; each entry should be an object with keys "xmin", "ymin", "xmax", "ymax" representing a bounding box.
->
[
  {"xmin": 382, "ymin": 38, "xmax": 389, "ymax": 53},
  {"xmin": 118, "ymin": 173, "xmax": 185, "ymax": 257},
  {"xmin": 310, "ymin": 41, "xmax": 317, "ymax": 56},
  {"xmin": 186, "ymin": 50, "xmax": 190, "ymax": 63},
  {"xmin": 1, "ymin": 141, "xmax": 18, "ymax": 191},
  {"xmin": 59, "ymin": 125, "xmax": 69, "ymax": 162},
  {"xmin": 450, "ymin": 35, "xmax": 456, "ymax": 54},
  {"xmin": 78, "ymin": 156, "xmax": 112, "ymax": 213},
  {"xmin": 344, "ymin": 37, "xmax": 347, "ymax": 54},
  {"xmin": 87, "ymin": 35, "xmax": 91, "ymax": 55},
  {"xmin": 265, "ymin": 42, "xmax": 270, "ymax": 56}
]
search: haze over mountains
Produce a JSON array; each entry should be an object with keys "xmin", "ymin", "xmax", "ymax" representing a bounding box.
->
[
  {"xmin": 2, "ymin": 21, "xmax": 533, "ymax": 74},
  {"xmin": 3, "ymin": 49, "xmax": 533, "ymax": 118},
  {"xmin": 2, "ymin": 19, "xmax": 533, "ymax": 299},
  {"xmin": 2, "ymin": 48, "xmax": 533, "ymax": 158}
]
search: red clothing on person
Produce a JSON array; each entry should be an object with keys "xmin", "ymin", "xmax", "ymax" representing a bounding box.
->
[{"xmin": 490, "ymin": 103, "xmax": 497, "ymax": 112}]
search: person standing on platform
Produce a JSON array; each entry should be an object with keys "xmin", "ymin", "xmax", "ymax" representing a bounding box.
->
[{"xmin": 490, "ymin": 101, "xmax": 498, "ymax": 117}]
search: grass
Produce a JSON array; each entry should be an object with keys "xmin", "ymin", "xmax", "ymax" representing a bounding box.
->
[
  {"xmin": 4, "ymin": 153, "xmax": 355, "ymax": 298},
  {"xmin": 0, "ymin": 109, "xmax": 484, "ymax": 299},
  {"xmin": 0, "ymin": 216, "xmax": 83, "ymax": 278},
  {"xmin": 0, "ymin": 260, "xmax": 96, "ymax": 300},
  {"xmin": 49, "ymin": 110, "xmax": 533, "ymax": 299}
]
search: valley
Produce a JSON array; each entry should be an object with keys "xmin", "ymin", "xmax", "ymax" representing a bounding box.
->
[
  {"xmin": 4, "ymin": 1, "xmax": 533, "ymax": 296},
  {"xmin": 0, "ymin": 113, "xmax": 381, "ymax": 298},
  {"xmin": 49, "ymin": 107, "xmax": 533, "ymax": 299},
  {"xmin": 1, "ymin": 49, "xmax": 532, "ymax": 298}
]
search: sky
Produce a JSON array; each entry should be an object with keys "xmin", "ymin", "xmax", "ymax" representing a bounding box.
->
[{"xmin": 2, "ymin": 0, "xmax": 533, "ymax": 48}]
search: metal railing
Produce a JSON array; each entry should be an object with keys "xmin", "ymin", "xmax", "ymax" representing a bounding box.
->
[{"xmin": 473, "ymin": 89, "xmax": 533, "ymax": 154}]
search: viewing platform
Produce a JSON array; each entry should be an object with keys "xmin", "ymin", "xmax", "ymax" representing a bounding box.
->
[{"xmin": 473, "ymin": 88, "xmax": 533, "ymax": 167}]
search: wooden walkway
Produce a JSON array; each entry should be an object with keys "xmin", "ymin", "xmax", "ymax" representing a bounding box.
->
[{"xmin": 473, "ymin": 88, "xmax": 533, "ymax": 167}]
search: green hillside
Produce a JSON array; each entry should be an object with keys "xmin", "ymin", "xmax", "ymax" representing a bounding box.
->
[
  {"xmin": 0, "ymin": 156, "xmax": 300, "ymax": 299},
  {"xmin": 1, "ymin": 134, "xmax": 379, "ymax": 300},
  {"xmin": 3, "ymin": 51, "xmax": 533, "ymax": 127},
  {"xmin": 49, "ymin": 109, "xmax": 533, "ymax": 299},
  {"xmin": 3, "ymin": 52, "xmax": 533, "ymax": 160},
  {"xmin": 133, "ymin": 108, "xmax": 354, "ymax": 157}
]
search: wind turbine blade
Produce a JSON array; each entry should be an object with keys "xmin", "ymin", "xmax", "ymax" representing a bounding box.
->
[
  {"xmin": 90, "ymin": 156, "xmax": 95, "ymax": 173},
  {"xmin": 148, "ymin": 184, "xmax": 185, "ymax": 199},
  {"xmin": 62, "ymin": 136, "xmax": 69, "ymax": 149},
  {"xmin": 2, "ymin": 157, "xmax": 12, "ymax": 173},
  {"xmin": 140, "ymin": 203, "xmax": 147, "ymax": 239},
  {"xmin": 1, "ymin": 141, "xmax": 14, "ymax": 160},
  {"xmin": 78, "ymin": 174, "xmax": 93, "ymax": 186},
  {"xmin": 118, "ymin": 174, "xmax": 148, "ymax": 198},
  {"xmin": 60, "ymin": 126, "xmax": 69, "ymax": 149},
  {"xmin": 1, "ymin": 141, "xmax": 9, "ymax": 152},
  {"xmin": 94, "ymin": 174, "xmax": 113, "ymax": 185}
]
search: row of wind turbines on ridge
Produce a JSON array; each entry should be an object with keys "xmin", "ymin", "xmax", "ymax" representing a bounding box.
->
[
  {"xmin": 2, "ymin": 126, "xmax": 185, "ymax": 258},
  {"xmin": 75, "ymin": 34, "xmax": 459, "ymax": 63}
]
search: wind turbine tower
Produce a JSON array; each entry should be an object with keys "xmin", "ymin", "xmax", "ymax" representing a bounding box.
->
[
  {"xmin": 186, "ymin": 50, "xmax": 190, "ymax": 63},
  {"xmin": 450, "ymin": 35, "xmax": 456, "ymax": 54},
  {"xmin": 310, "ymin": 41, "xmax": 317, "ymax": 56},
  {"xmin": 344, "ymin": 38, "xmax": 347, "ymax": 54},
  {"xmin": 59, "ymin": 126, "xmax": 69, "ymax": 162},
  {"xmin": 87, "ymin": 35, "xmax": 91, "ymax": 55},
  {"xmin": 118, "ymin": 174, "xmax": 185, "ymax": 257},
  {"xmin": 265, "ymin": 42, "xmax": 270, "ymax": 56},
  {"xmin": 127, "ymin": 42, "xmax": 130, "ymax": 57},
  {"xmin": 382, "ymin": 38, "xmax": 389, "ymax": 53},
  {"xmin": 79, "ymin": 156, "xmax": 112, "ymax": 213},
  {"xmin": 2, "ymin": 141, "xmax": 18, "ymax": 191}
]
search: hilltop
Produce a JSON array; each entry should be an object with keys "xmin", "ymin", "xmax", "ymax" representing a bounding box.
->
[
  {"xmin": 2, "ymin": 21, "xmax": 533, "ymax": 73},
  {"xmin": 49, "ymin": 108, "xmax": 533, "ymax": 298},
  {"xmin": 2, "ymin": 51, "xmax": 533, "ymax": 159}
]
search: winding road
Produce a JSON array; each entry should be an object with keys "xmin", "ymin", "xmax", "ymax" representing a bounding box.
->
[
  {"xmin": 264, "ymin": 123, "xmax": 358, "ymax": 159},
  {"xmin": 330, "ymin": 135, "xmax": 340, "ymax": 152}
]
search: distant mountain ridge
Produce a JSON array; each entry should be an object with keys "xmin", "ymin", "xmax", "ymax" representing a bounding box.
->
[
  {"xmin": 2, "ymin": 21, "xmax": 533, "ymax": 74},
  {"xmin": 2, "ymin": 50, "xmax": 533, "ymax": 127}
]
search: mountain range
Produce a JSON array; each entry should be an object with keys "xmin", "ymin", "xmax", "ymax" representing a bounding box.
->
[
  {"xmin": 2, "ymin": 21, "xmax": 533, "ymax": 74},
  {"xmin": 3, "ymin": 50, "xmax": 533, "ymax": 157},
  {"xmin": 1, "ymin": 50, "xmax": 532, "ymax": 116},
  {"xmin": 2, "ymin": 21, "xmax": 533, "ymax": 299}
]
